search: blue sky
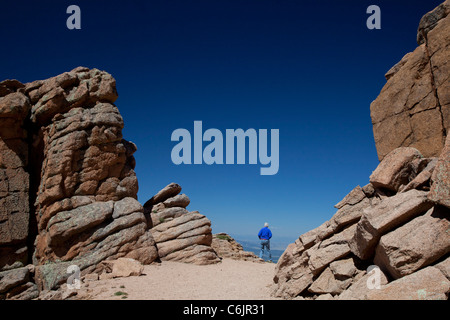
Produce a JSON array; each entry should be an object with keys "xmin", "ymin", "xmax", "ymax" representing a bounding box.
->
[{"xmin": 0, "ymin": 0, "xmax": 443, "ymax": 246}]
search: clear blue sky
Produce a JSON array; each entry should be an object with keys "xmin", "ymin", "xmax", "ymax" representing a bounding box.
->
[{"xmin": 1, "ymin": 0, "xmax": 443, "ymax": 245}]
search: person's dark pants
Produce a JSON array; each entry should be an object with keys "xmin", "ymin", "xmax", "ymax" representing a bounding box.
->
[{"xmin": 259, "ymin": 239, "xmax": 272, "ymax": 260}]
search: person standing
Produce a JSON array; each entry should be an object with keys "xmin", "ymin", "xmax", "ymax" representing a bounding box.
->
[{"xmin": 258, "ymin": 222, "xmax": 272, "ymax": 262}]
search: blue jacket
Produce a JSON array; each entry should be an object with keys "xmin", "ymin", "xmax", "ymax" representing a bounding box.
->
[{"xmin": 258, "ymin": 227, "xmax": 272, "ymax": 240}]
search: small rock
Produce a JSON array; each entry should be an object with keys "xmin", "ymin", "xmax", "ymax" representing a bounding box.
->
[
  {"xmin": 83, "ymin": 273, "xmax": 99, "ymax": 282},
  {"xmin": 111, "ymin": 258, "xmax": 144, "ymax": 278},
  {"xmin": 99, "ymin": 272, "xmax": 115, "ymax": 281},
  {"xmin": 369, "ymin": 147, "xmax": 424, "ymax": 192}
]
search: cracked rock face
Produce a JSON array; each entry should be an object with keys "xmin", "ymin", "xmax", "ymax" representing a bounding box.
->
[
  {"xmin": 1, "ymin": 68, "xmax": 220, "ymax": 296},
  {"xmin": 0, "ymin": 81, "xmax": 31, "ymax": 271},
  {"xmin": 370, "ymin": 0, "xmax": 450, "ymax": 161},
  {"xmin": 23, "ymin": 68, "xmax": 157, "ymax": 268},
  {"xmin": 0, "ymin": 67, "xmax": 159, "ymax": 294}
]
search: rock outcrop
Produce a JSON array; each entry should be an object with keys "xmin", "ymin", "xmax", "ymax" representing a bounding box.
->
[
  {"xmin": 144, "ymin": 183, "xmax": 220, "ymax": 265},
  {"xmin": 371, "ymin": 0, "xmax": 450, "ymax": 161},
  {"xmin": 273, "ymin": 3, "xmax": 450, "ymax": 299},
  {"xmin": 0, "ymin": 68, "xmax": 223, "ymax": 298},
  {"xmin": 0, "ymin": 68, "xmax": 160, "ymax": 298},
  {"xmin": 0, "ymin": 80, "xmax": 31, "ymax": 274},
  {"xmin": 211, "ymin": 233, "xmax": 263, "ymax": 262},
  {"xmin": 272, "ymin": 145, "xmax": 450, "ymax": 300},
  {"xmin": 25, "ymin": 68, "xmax": 158, "ymax": 272}
]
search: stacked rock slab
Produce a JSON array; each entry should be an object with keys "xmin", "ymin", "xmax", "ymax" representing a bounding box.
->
[
  {"xmin": 272, "ymin": 146, "xmax": 450, "ymax": 300},
  {"xmin": 144, "ymin": 183, "xmax": 220, "ymax": 265},
  {"xmin": 0, "ymin": 67, "xmax": 159, "ymax": 296},
  {"xmin": 370, "ymin": 0, "xmax": 450, "ymax": 161}
]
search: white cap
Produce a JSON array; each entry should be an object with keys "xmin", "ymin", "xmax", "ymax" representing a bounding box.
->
[{"xmin": 264, "ymin": 222, "xmax": 269, "ymax": 227}]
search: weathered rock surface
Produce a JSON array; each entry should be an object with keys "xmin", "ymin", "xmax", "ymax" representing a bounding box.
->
[
  {"xmin": 308, "ymin": 225, "xmax": 355, "ymax": 275},
  {"xmin": 337, "ymin": 267, "xmax": 389, "ymax": 300},
  {"xmin": 401, "ymin": 158, "xmax": 437, "ymax": 192},
  {"xmin": 369, "ymin": 147, "xmax": 424, "ymax": 192},
  {"xmin": 146, "ymin": 183, "xmax": 220, "ymax": 265},
  {"xmin": 308, "ymin": 265, "xmax": 355, "ymax": 295},
  {"xmin": 428, "ymin": 135, "xmax": 450, "ymax": 208},
  {"xmin": 25, "ymin": 68, "xmax": 158, "ymax": 272},
  {"xmin": 0, "ymin": 265, "xmax": 39, "ymax": 300},
  {"xmin": 272, "ymin": 222, "xmax": 364, "ymax": 299},
  {"xmin": 143, "ymin": 183, "xmax": 182, "ymax": 210},
  {"xmin": 374, "ymin": 206, "xmax": 450, "ymax": 279},
  {"xmin": 349, "ymin": 189, "xmax": 433, "ymax": 260},
  {"xmin": 313, "ymin": 258, "xmax": 366, "ymax": 298},
  {"xmin": 417, "ymin": 0, "xmax": 450, "ymax": 45},
  {"xmin": 273, "ymin": 148, "xmax": 447, "ymax": 300},
  {"xmin": 365, "ymin": 266, "xmax": 450, "ymax": 300},
  {"xmin": 435, "ymin": 256, "xmax": 450, "ymax": 279},
  {"xmin": 0, "ymin": 81, "xmax": 31, "ymax": 271},
  {"xmin": 163, "ymin": 193, "xmax": 190, "ymax": 208},
  {"xmin": 101, "ymin": 258, "xmax": 144, "ymax": 278},
  {"xmin": 211, "ymin": 233, "xmax": 263, "ymax": 262},
  {"xmin": 0, "ymin": 68, "xmax": 161, "ymax": 297},
  {"xmin": 1, "ymin": 78, "xmax": 220, "ymax": 297},
  {"xmin": 370, "ymin": 0, "xmax": 450, "ymax": 161}
]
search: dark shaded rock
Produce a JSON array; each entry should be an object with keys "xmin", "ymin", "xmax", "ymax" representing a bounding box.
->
[{"xmin": 428, "ymin": 135, "xmax": 450, "ymax": 208}]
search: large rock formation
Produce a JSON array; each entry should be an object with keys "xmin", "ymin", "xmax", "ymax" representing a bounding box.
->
[
  {"xmin": 144, "ymin": 183, "xmax": 220, "ymax": 265},
  {"xmin": 273, "ymin": 3, "xmax": 450, "ymax": 299},
  {"xmin": 371, "ymin": 0, "xmax": 450, "ymax": 161},
  {"xmin": 0, "ymin": 68, "xmax": 159, "ymax": 298},
  {"xmin": 272, "ymin": 145, "xmax": 450, "ymax": 300},
  {"xmin": 0, "ymin": 68, "xmax": 222, "ymax": 298}
]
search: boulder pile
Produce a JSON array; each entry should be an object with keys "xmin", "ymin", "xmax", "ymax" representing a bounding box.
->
[{"xmin": 272, "ymin": 144, "xmax": 449, "ymax": 300}]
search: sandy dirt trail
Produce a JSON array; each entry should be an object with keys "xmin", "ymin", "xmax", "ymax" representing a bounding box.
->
[{"xmin": 80, "ymin": 258, "xmax": 279, "ymax": 300}]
